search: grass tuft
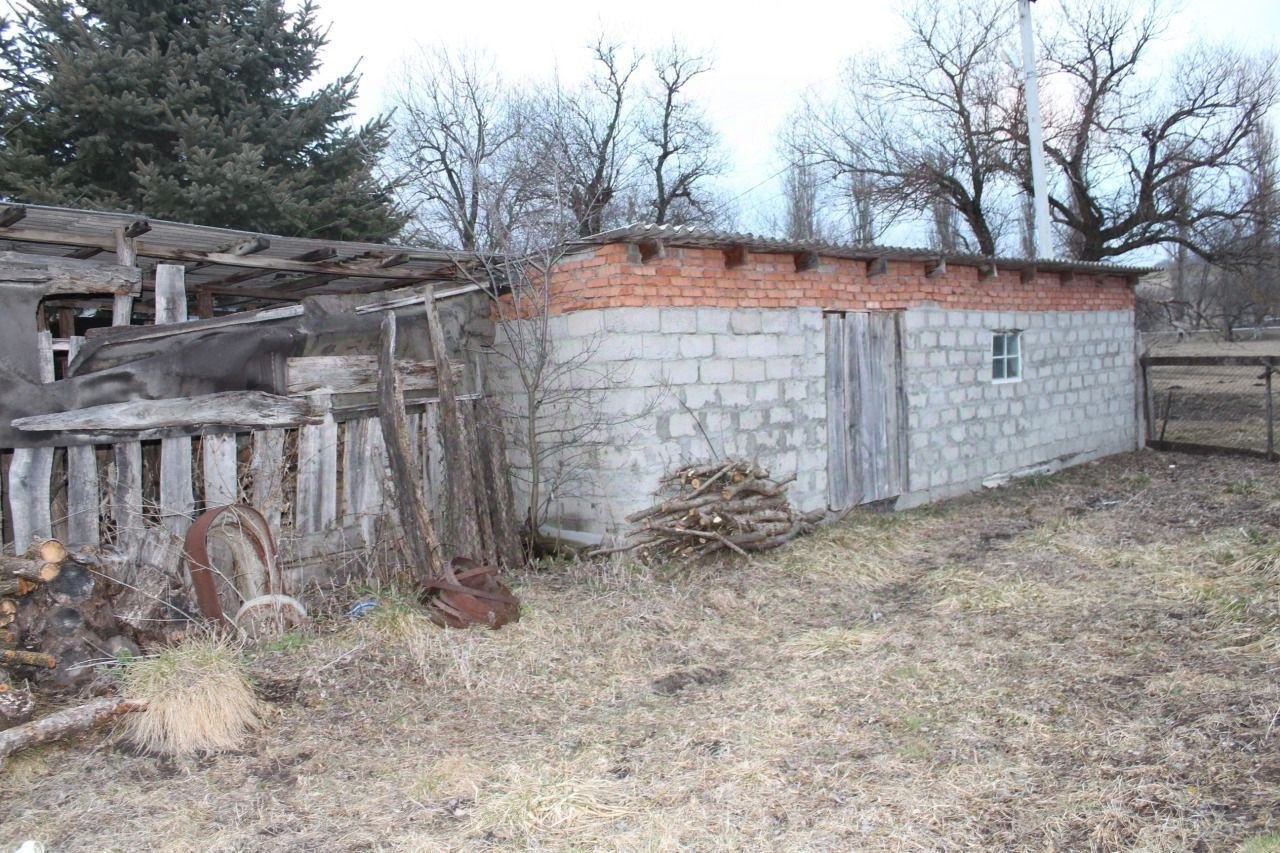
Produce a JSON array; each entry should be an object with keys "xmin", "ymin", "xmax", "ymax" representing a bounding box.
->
[{"xmin": 117, "ymin": 635, "xmax": 262, "ymax": 756}]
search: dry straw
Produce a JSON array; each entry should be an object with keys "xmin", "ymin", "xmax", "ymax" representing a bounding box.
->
[{"xmin": 117, "ymin": 634, "xmax": 262, "ymax": 756}]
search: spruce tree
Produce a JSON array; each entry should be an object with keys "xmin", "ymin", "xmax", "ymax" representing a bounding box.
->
[{"xmin": 0, "ymin": 0, "xmax": 403, "ymax": 241}]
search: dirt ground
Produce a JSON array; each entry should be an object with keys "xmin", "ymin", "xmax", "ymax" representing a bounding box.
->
[{"xmin": 3, "ymin": 450, "xmax": 1280, "ymax": 851}]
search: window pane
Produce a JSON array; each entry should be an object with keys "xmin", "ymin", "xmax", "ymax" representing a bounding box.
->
[
  {"xmin": 993, "ymin": 357, "xmax": 1006, "ymax": 380},
  {"xmin": 1007, "ymin": 334, "xmax": 1020, "ymax": 357},
  {"xmin": 1008, "ymin": 354, "xmax": 1020, "ymax": 379},
  {"xmin": 993, "ymin": 334, "xmax": 1005, "ymax": 357}
]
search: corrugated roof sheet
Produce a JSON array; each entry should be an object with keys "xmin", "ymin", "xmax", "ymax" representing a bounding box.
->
[{"xmin": 574, "ymin": 222, "xmax": 1156, "ymax": 277}]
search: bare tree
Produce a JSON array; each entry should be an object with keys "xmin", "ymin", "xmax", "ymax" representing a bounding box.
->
[
  {"xmin": 642, "ymin": 43, "xmax": 724, "ymax": 224},
  {"xmin": 777, "ymin": 159, "xmax": 830, "ymax": 242},
  {"xmin": 386, "ymin": 48, "xmax": 535, "ymax": 251},
  {"xmin": 799, "ymin": 0, "xmax": 1017, "ymax": 255},
  {"xmin": 534, "ymin": 38, "xmax": 642, "ymax": 238},
  {"xmin": 1033, "ymin": 0, "xmax": 1278, "ymax": 261}
]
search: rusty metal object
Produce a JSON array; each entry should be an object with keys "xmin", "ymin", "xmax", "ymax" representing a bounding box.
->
[
  {"xmin": 422, "ymin": 557, "xmax": 519, "ymax": 629},
  {"xmin": 183, "ymin": 505, "xmax": 283, "ymax": 625}
]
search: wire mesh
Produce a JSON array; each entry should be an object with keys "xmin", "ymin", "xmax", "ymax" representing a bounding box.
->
[{"xmin": 1147, "ymin": 362, "xmax": 1275, "ymax": 456}]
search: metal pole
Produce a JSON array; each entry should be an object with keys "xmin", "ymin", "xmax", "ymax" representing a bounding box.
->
[{"xmin": 1018, "ymin": 0, "xmax": 1054, "ymax": 258}]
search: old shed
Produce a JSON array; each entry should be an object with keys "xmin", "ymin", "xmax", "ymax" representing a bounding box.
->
[
  {"xmin": 0, "ymin": 204, "xmax": 514, "ymax": 589},
  {"xmin": 488, "ymin": 224, "xmax": 1150, "ymax": 543}
]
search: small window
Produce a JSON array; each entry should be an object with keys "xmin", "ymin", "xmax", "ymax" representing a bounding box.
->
[{"xmin": 992, "ymin": 331, "xmax": 1021, "ymax": 382}]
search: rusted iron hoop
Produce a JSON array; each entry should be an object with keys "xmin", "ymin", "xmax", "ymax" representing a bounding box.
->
[
  {"xmin": 422, "ymin": 556, "xmax": 520, "ymax": 629},
  {"xmin": 184, "ymin": 505, "xmax": 282, "ymax": 625}
]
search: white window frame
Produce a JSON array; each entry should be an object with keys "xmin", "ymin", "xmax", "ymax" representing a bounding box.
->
[{"xmin": 991, "ymin": 330, "xmax": 1022, "ymax": 383}]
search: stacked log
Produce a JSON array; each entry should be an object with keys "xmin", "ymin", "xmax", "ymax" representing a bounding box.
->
[{"xmin": 598, "ymin": 460, "xmax": 824, "ymax": 560}]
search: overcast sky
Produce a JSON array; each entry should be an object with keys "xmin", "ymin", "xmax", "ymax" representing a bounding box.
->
[{"xmin": 314, "ymin": 0, "xmax": 1280, "ymax": 237}]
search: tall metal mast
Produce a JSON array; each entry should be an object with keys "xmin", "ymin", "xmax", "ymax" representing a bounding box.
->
[{"xmin": 1018, "ymin": 0, "xmax": 1054, "ymax": 258}]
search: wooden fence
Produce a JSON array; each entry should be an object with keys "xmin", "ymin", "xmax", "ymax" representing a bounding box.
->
[
  {"xmin": 1, "ymin": 256, "xmax": 511, "ymax": 590},
  {"xmin": 1141, "ymin": 354, "xmax": 1278, "ymax": 462}
]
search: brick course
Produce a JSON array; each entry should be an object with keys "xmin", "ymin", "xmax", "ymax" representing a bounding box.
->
[{"xmin": 538, "ymin": 244, "xmax": 1136, "ymax": 315}]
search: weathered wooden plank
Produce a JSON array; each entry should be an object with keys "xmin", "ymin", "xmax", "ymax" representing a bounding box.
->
[
  {"xmin": 250, "ymin": 429, "xmax": 286, "ymax": 544},
  {"xmin": 201, "ymin": 433, "xmax": 238, "ymax": 508},
  {"xmin": 0, "ymin": 251, "xmax": 140, "ymax": 294},
  {"xmin": 376, "ymin": 314, "xmax": 444, "ymax": 579},
  {"xmin": 8, "ymin": 332, "xmax": 57, "ymax": 549},
  {"xmin": 422, "ymin": 404, "xmax": 445, "ymax": 510},
  {"xmin": 63, "ymin": 337, "xmax": 99, "ymax": 547},
  {"xmin": 294, "ymin": 394, "xmax": 337, "ymax": 536},
  {"xmin": 475, "ymin": 398, "xmax": 524, "ymax": 571},
  {"xmin": 825, "ymin": 313, "xmax": 851, "ymax": 510},
  {"xmin": 422, "ymin": 289, "xmax": 482, "ymax": 559},
  {"xmin": 7, "ymin": 447, "xmax": 52, "ymax": 551},
  {"xmin": 110, "ymin": 442, "xmax": 143, "ymax": 548},
  {"xmin": 84, "ymin": 303, "xmax": 303, "ymax": 346},
  {"xmin": 13, "ymin": 391, "xmax": 322, "ymax": 434},
  {"xmin": 342, "ymin": 418, "xmax": 385, "ymax": 547},
  {"xmin": 154, "ymin": 264, "xmax": 195, "ymax": 536},
  {"xmin": 286, "ymin": 355, "xmax": 463, "ymax": 396},
  {"xmin": 460, "ymin": 401, "xmax": 497, "ymax": 567}
]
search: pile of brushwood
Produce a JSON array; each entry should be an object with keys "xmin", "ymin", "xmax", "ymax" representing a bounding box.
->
[{"xmin": 596, "ymin": 459, "xmax": 824, "ymax": 560}]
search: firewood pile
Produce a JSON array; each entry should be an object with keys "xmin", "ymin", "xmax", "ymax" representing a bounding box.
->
[
  {"xmin": 0, "ymin": 532, "xmax": 193, "ymax": 727},
  {"xmin": 597, "ymin": 459, "xmax": 824, "ymax": 560}
]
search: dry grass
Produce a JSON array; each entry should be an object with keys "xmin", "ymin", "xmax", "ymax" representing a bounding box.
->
[
  {"xmin": 115, "ymin": 634, "xmax": 262, "ymax": 757},
  {"xmin": 3, "ymin": 450, "xmax": 1279, "ymax": 850}
]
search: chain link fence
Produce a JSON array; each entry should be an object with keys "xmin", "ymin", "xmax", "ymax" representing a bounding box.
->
[{"xmin": 1143, "ymin": 354, "xmax": 1277, "ymax": 459}]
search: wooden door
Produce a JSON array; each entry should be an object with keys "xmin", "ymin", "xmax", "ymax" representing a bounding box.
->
[{"xmin": 825, "ymin": 310, "xmax": 908, "ymax": 509}]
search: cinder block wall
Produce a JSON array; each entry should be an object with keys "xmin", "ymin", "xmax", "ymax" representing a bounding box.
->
[
  {"xmin": 899, "ymin": 307, "xmax": 1139, "ymax": 505},
  {"xmin": 487, "ymin": 306, "xmax": 829, "ymax": 541},
  {"xmin": 487, "ymin": 242, "xmax": 1141, "ymax": 542}
]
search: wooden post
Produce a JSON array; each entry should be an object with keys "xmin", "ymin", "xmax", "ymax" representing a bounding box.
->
[
  {"xmin": 110, "ymin": 227, "xmax": 142, "ymax": 549},
  {"xmin": 376, "ymin": 313, "xmax": 444, "ymax": 580},
  {"xmin": 1142, "ymin": 360, "xmax": 1156, "ymax": 445},
  {"xmin": 112, "ymin": 227, "xmax": 136, "ymax": 327},
  {"xmin": 155, "ymin": 265, "xmax": 194, "ymax": 535},
  {"xmin": 65, "ymin": 337, "xmax": 99, "ymax": 547},
  {"xmin": 422, "ymin": 289, "xmax": 482, "ymax": 559},
  {"xmin": 1266, "ymin": 364, "xmax": 1275, "ymax": 462}
]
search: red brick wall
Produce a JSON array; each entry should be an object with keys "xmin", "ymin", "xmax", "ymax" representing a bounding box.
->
[{"xmin": 537, "ymin": 243, "xmax": 1136, "ymax": 314}]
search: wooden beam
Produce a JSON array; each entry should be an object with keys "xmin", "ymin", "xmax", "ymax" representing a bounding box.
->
[
  {"xmin": 0, "ymin": 252, "xmax": 140, "ymax": 295},
  {"xmin": 0, "ymin": 205, "xmax": 26, "ymax": 228},
  {"xmin": 925, "ymin": 258, "xmax": 946, "ymax": 278},
  {"xmin": 1060, "ymin": 269, "xmax": 1076, "ymax": 285},
  {"xmin": 866, "ymin": 257, "xmax": 888, "ymax": 277},
  {"xmin": 378, "ymin": 252, "xmax": 410, "ymax": 268},
  {"xmin": 286, "ymin": 355, "xmax": 464, "ymax": 396},
  {"xmin": 12, "ymin": 391, "xmax": 323, "ymax": 434},
  {"xmin": 193, "ymin": 283, "xmax": 304, "ymax": 302},
  {"xmin": 722, "ymin": 244, "xmax": 749, "ymax": 269},
  {"xmin": 65, "ymin": 247, "xmax": 103, "ymax": 260},
  {"xmin": 83, "ymin": 303, "xmax": 304, "ymax": 346},
  {"xmin": 793, "ymin": 250, "xmax": 819, "ymax": 273},
  {"xmin": 1020, "ymin": 264, "xmax": 1038, "ymax": 284},
  {"xmin": 0, "ymin": 225, "xmax": 440, "ymax": 280},
  {"xmin": 979, "ymin": 261, "xmax": 998, "ymax": 280},
  {"xmin": 195, "ymin": 288, "xmax": 215, "ymax": 318}
]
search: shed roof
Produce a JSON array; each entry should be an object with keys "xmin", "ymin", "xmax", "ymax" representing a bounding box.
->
[
  {"xmin": 0, "ymin": 203, "xmax": 477, "ymax": 316},
  {"xmin": 576, "ymin": 223, "xmax": 1157, "ymax": 278}
]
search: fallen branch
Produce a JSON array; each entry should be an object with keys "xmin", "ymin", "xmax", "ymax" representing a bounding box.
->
[{"xmin": 0, "ymin": 696, "xmax": 147, "ymax": 764}]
